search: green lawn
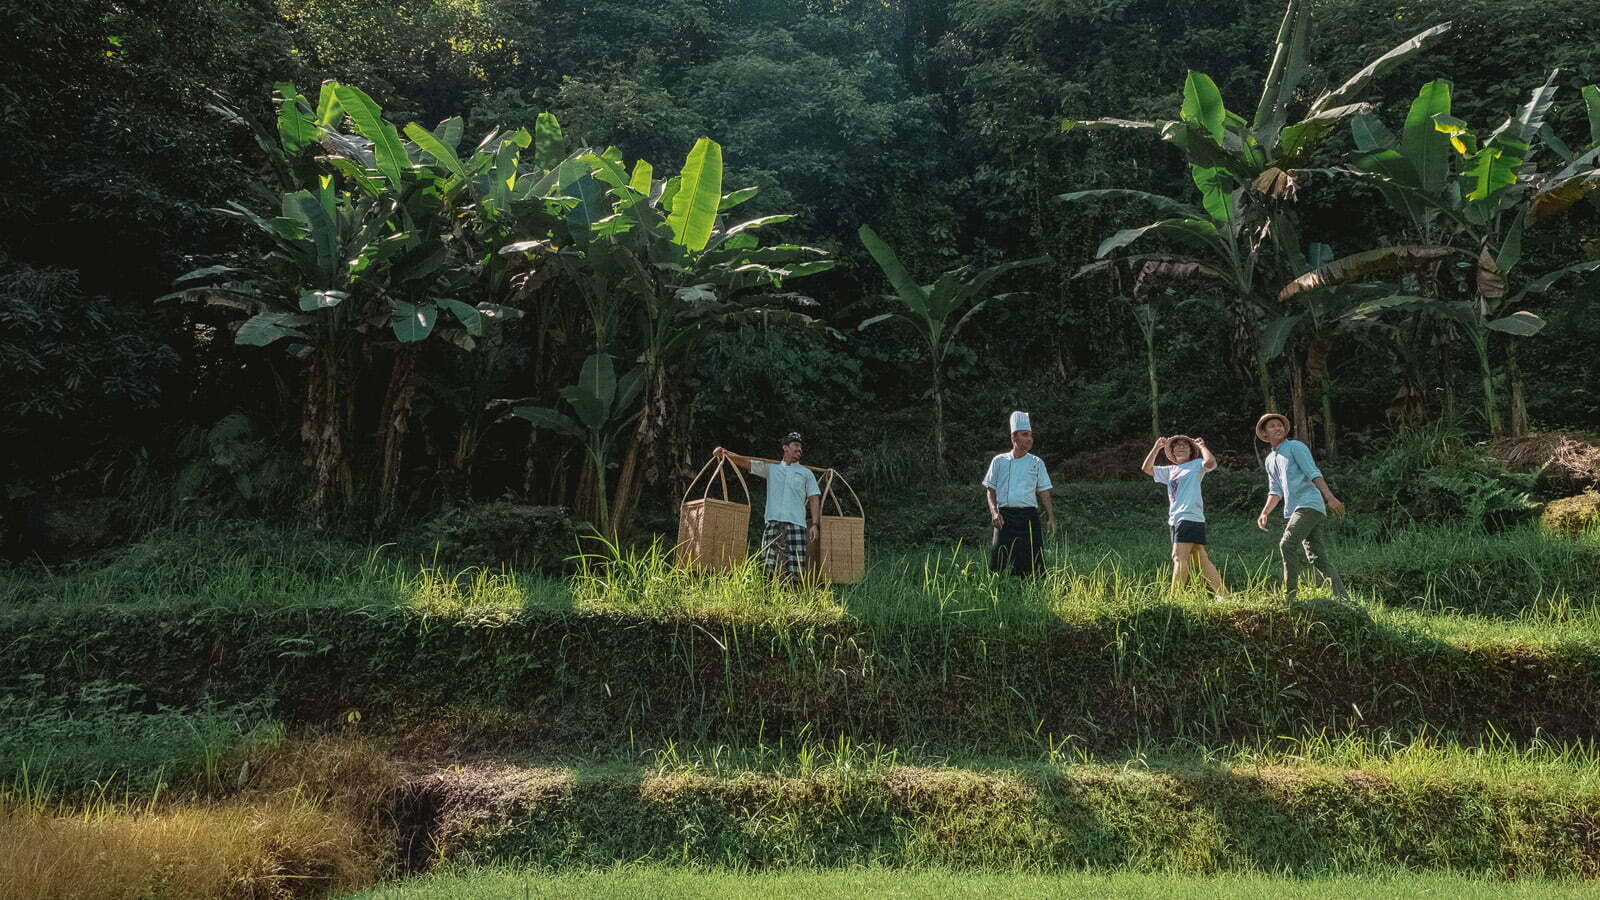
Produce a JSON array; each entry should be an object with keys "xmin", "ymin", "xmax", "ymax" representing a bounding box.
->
[{"xmin": 344, "ymin": 866, "xmax": 1600, "ymax": 899}]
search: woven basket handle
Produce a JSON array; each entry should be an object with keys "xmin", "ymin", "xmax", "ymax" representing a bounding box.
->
[
  {"xmin": 818, "ymin": 469, "xmax": 862, "ymax": 518},
  {"xmin": 682, "ymin": 454, "xmax": 751, "ymax": 508}
]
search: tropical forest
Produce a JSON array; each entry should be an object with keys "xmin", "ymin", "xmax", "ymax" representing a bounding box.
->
[{"xmin": 3, "ymin": 0, "xmax": 1600, "ymax": 896}]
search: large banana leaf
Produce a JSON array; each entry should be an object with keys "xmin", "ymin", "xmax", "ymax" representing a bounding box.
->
[
  {"xmin": 236, "ymin": 311, "xmax": 312, "ymax": 346},
  {"xmin": 1276, "ymin": 103, "xmax": 1374, "ymax": 162},
  {"xmin": 1253, "ymin": 0, "xmax": 1310, "ymax": 149},
  {"xmin": 1402, "ymin": 80, "xmax": 1454, "ymax": 195},
  {"xmin": 534, "ymin": 113, "xmax": 565, "ymax": 171},
  {"xmin": 858, "ymin": 225, "xmax": 928, "ymax": 316},
  {"xmin": 334, "ymin": 84, "xmax": 410, "ymax": 191},
  {"xmin": 578, "ymin": 353, "xmax": 618, "ymax": 410},
  {"xmin": 1060, "ymin": 117, "xmax": 1166, "ymax": 133},
  {"xmin": 274, "ymin": 84, "xmax": 317, "ymax": 154},
  {"xmin": 1260, "ymin": 313, "xmax": 1304, "ymax": 361},
  {"xmin": 1278, "ymin": 245, "xmax": 1455, "ymax": 300},
  {"xmin": 390, "ymin": 299, "xmax": 438, "ymax": 342},
  {"xmin": 1513, "ymin": 70, "xmax": 1562, "ymax": 142},
  {"xmin": 667, "ymin": 138, "xmax": 723, "ymax": 252},
  {"xmin": 1307, "ymin": 23, "xmax": 1452, "ymax": 117},
  {"xmin": 1350, "ymin": 114, "xmax": 1398, "ymax": 153},
  {"xmin": 1484, "ymin": 311, "xmax": 1545, "ymax": 336},
  {"xmin": 1057, "ymin": 189, "xmax": 1205, "ymax": 219},
  {"xmin": 404, "ymin": 122, "xmax": 466, "ymax": 178},
  {"xmin": 314, "ymin": 81, "xmax": 344, "ymax": 128},
  {"xmin": 1161, "ymin": 121, "xmax": 1250, "ymax": 176},
  {"xmin": 1180, "ymin": 72, "xmax": 1227, "ymax": 143},
  {"xmin": 1096, "ymin": 218, "xmax": 1219, "ymax": 259},
  {"xmin": 1509, "ymin": 259, "xmax": 1600, "ymax": 302},
  {"xmin": 282, "ymin": 190, "xmax": 339, "ymax": 282}
]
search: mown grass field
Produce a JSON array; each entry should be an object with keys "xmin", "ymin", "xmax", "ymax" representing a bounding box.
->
[
  {"xmin": 2, "ymin": 476, "xmax": 1598, "ymax": 897},
  {"xmin": 346, "ymin": 866, "xmax": 1600, "ymax": 900}
]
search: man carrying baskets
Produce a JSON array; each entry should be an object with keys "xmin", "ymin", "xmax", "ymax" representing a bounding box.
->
[
  {"xmin": 983, "ymin": 411, "xmax": 1056, "ymax": 577},
  {"xmin": 714, "ymin": 433, "xmax": 821, "ymax": 582}
]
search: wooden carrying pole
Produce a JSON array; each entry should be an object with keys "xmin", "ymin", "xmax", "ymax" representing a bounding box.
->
[{"xmin": 675, "ymin": 455, "xmax": 752, "ymax": 572}]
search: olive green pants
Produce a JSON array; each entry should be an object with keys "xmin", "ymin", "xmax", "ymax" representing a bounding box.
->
[{"xmin": 1279, "ymin": 507, "xmax": 1347, "ymax": 602}]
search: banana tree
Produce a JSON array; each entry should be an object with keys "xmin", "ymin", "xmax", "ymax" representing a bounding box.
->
[
  {"xmin": 163, "ymin": 81, "xmax": 524, "ymax": 514},
  {"xmin": 511, "ymin": 353, "xmax": 643, "ymax": 537},
  {"xmin": 1281, "ymin": 74, "xmax": 1600, "ymax": 435},
  {"xmin": 1060, "ymin": 1, "xmax": 1449, "ymax": 417},
  {"xmin": 857, "ymin": 225, "xmax": 1044, "ymax": 475},
  {"xmin": 501, "ymin": 138, "xmax": 835, "ymax": 529}
]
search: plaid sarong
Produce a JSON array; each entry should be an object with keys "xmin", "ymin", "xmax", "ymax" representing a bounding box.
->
[{"xmin": 760, "ymin": 520, "xmax": 807, "ymax": 580}]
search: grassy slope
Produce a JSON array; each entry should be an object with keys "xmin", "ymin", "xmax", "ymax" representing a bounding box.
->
[
  {"xmin": 4, "ymin": 481, "xmax": 1600, "ymax": 893},
  {"xmin": 2, "ymin": 490, "xmax": 1598, "ymax": 755}
]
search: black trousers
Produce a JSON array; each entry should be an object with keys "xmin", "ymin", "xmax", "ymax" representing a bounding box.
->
[{"xmin": 990, "ymin": 507, "xmax": 1043, "ymax": 576}]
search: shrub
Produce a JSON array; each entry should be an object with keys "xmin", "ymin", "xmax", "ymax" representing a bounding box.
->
[
  {"xmin": 1540, "ymin": 493, "xmax": 1600, "ymax": 536},
  {"xmin": 415, "ymin": 502, "xmax": 583, "ymax": 574},
  {"xmin": 1350, "ymin": 424, "xmax": 1539, "ymax": 531}
]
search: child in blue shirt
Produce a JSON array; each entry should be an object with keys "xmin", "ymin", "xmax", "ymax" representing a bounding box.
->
[
  {"xmin": 1253, "ymin": 413, "xmax": 1348, "ymax": 605},
  {"xmin": 1139, "ymin": 434, "xmax": 1228, "ymax": 598}
]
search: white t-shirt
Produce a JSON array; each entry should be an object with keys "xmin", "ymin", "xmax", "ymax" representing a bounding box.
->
[
  {"xmin": 750, "ymin": 460, "xmax": 820, "ymax": 526},
  {"xmin": 983, "ymin": 452, "xmax": 1053, "ymax": 508},
  {"xmin": 1152, "ymin": 458, "xmax": 1207, "ymax": 525}
]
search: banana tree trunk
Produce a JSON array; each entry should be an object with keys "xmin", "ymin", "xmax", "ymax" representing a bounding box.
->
[
  {"xmin": 1472, "ymin": 329, "xmax": 1502, "ymax": 437},
  {"xmin": 1253, "ymin": 334, "xmax": 1279, "ymax": 413},
  {"xmin": 1306, "ymin": 335, "xmax": 1335, "ymax": 459},
  {"xmin": 610, "ymin": 432, "xmax": 643, "ymax": 538},
  {"xmin": 304, "ymin": 345, "xmax": 354, "ymax": 517},
  {"xmin": 1290, "ymin": 358, "xmax": 1311, "ymax": 452},
  {"xmin": 1507, "ymin": 340, "xmax": 1529, "ymax": 438},
  {"xmin": 377, "ymin": 345, "xmax": 419, "ymax": 519},
  {"xmin": 1320, "ymin": 380, "xmax": 1338, "ymax": 461},
  {"xmin": 588, "ymin": 446, "xmax": 611, "ymax": 537}
]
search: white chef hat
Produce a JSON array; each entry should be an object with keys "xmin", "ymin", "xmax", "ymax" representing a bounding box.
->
[{"xmin": 1009, "ymin": 411, "xmax": 1031, "ymax": 433}]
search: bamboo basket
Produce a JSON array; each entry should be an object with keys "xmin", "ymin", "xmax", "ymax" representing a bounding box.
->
[
  {"xmin": 676, "ymin": 455, "xmax": 752, "ymax": 572},
  {"xmin": 811, "ymin": 469, "xmax": 866, "ymax": 583}
]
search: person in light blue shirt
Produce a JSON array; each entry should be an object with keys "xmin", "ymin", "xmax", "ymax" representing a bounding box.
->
[
  {"xmin": 1139, "ymin": 434, "xmax": 1228, "ymax": 598},
  {"xmin": 715, "ymin": 433, "xmax": 821, "ymax": 582},
  {"xmin": 1254, "ymin": 413, "xmax": 1348, "ymax": 605}
]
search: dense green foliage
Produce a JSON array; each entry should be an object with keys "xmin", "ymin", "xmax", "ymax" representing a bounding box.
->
[{"xmin": 3, "ymin": 0, "xmax": 1596, "ymax": 545}]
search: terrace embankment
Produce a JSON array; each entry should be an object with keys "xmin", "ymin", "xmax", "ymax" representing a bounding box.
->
[
  {"xmin": 396, "ymin": 759, "xmax": 1600, "ymax": 877},
  {"xmin": 5, "ymin": 603, "xmax": 1596, "ymax": 754}
]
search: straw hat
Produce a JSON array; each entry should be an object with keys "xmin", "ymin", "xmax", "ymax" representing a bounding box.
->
[
  {"xmin": 1254, "ymin": 413, "xmax": 1291, "ymax": 441},
  {"xmin": 1162, "ymin": 434, "xmax": 1199, "ymax": 464}
]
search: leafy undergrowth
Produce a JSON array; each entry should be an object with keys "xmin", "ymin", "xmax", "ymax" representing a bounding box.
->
[{"xmin": 346, "ymin": 866, "xmax": 1600, "ymax": 900}]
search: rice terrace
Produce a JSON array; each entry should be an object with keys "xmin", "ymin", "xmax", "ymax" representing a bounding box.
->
[{"xmin": 4, "ymin": 0, "xmax": 1600, "ymax": 897}]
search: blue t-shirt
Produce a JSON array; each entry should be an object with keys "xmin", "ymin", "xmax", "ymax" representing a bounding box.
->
[
  {"xmin": 750, "ymin": 460, "xmax": 821, "ymax": 526},
  {"xmin": 1264, "ymin": 439, "xmax": 1325, "ymax": 516},
  {"xmin": 1153, "ymin": 458, "xmax": 1207, "ymax": 525}
]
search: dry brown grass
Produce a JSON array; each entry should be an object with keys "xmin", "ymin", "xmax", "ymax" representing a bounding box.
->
[
  {"xmin": 0, "ymin": 736, "xmax": 399, "ymax": 900},
  {"xmin": 1489, "ymin": 431, "xmax": 1600, "ymax": 487},
  {"xmin": 0, "ymin": 795, "xmax": 379, "ymax": 900}
]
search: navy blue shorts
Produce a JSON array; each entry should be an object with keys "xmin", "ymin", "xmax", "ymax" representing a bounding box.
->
[{"xmin": 1171, "ymin": 520, "xmax": 1207, "ymax": 545}]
